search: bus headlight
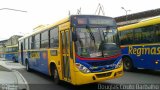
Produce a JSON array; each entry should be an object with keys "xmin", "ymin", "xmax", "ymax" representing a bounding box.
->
[
  {"xmin": 115, "ymin": 59, "xmax": 123, "ymax": 69},
  {"xmin": 76, "ymin": 63, "xmax": 91, "ymax": 73}
]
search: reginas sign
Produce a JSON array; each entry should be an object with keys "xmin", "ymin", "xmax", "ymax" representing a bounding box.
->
[{"xmin": 128, "ymin": 46, "xmax": 160, "ymax": 56}]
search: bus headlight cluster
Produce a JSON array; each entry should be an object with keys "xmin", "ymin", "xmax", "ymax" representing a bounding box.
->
[
  {"xmin": 76, "ymin": 63, "xmax": 91, "ymax": 73},
  {"xmin": 115, "ymin": 59, "xmax": 123, "ymax": 69}
]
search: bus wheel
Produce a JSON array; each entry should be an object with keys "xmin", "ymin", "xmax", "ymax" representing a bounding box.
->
[
  {"xmin": 12, "ymin": 57, "xmax": 16, "ymax": 62},
  {"xmin": 123, "ymin": 57, "xmax": 134, "ymax": 71},
  {"xmin": 26, "ymin": 61, "xmax": 31, "ymax": 72},
  {"xmin": 53, "ymin": 68, "xmax": 61, "ymax": 84}
]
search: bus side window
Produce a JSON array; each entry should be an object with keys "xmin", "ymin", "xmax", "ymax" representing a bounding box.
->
[
  {"xmin": 29, "ymin": 37, "xmax": 31, "ymax": 50},
  {"xmin": 25, "ymin": 38, "xmax": 28, "ymax": 50},
  {"xmin": 119, "ymin": 31, "xmax": 124, "ymax": 45},
  {"xmin": 31, "ymin": 36, "xmax": 35, "ymax": 49},
  {"xmin": 19, "ymin": 41, "xmax": 21, "ymax": 51},
  {"xmin": 119, "ymin": 31, "xmax": 126, "ymax": 45},
  {"xmin": 141, "ymin": 26, "xmax": 155, "ymax": 43},
  {"xmin": 155, "ymin": 24, "xmax": 160, "ymax": 42},
  {"xmin": 50, "ymin": 27, "xmax": 59, "ymax": 48},
  {"xmin": 35, "ymin": 34, "xmax": 40, "ymax": 49},
  {"xmin": 134, "ymin": 28, "xmax": 142, "ymax": 44},
  {"xmin": 41, "ymin": 31, "xmax": 49, "ymax": 48},
  {"xmin": 119, "ymin": 30, "xmax": 134, "ymax": 45},
  {"xmin": 23, "ymin": 39, "xmax": 25, "ymax": 50}
]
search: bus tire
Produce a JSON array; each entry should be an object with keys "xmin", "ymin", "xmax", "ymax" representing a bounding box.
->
[
  {"xmin": 54, "ymin": 68, "xmax": 61, "ymax": 84},
  {"xmin": 26, "ymin": 60, "xmax": 31, "ymax": 72},
  {"xmin": 51, "ymin": 66, "xmax": 61, "ymax": 84},
  {"xmin": 12, "ymin": 57, "xmax": 16, "ymax": 62},
  {"xmin": 123, "ymin": 57, "xmax": 134, "ymax": 71}
]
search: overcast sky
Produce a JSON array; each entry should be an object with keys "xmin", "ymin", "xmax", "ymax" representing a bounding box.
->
[{"xmin": 0, "ymin": 0, "xmax": 159, "ymax": 41}]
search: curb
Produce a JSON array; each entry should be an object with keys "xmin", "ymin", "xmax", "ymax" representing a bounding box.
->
[
  {"xmin": 13, "ymin": 70, "xmax": 30, "ymax": 90},
  {"xmin": 0, "ymin": 65, "xmax": 11, "ymax": 72},
  {"xmin": 0, "ymin": 60, "xmax": 29, "ymax": 90},
  {"xmin": 0, "ymin": 61, "xmax": 12, "ymax": 71}
]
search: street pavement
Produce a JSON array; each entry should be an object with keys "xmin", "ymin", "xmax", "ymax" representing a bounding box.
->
[
  {"xmin": 0, "ymin": 58, "xmax": 29, "ymax": 90},
  {"xmin": 104, "ymin": 69, "xmax": 160, "ymax": 84},
  {"xmin": 17, "ymin": 69, "xmax": 160, "ymax": 90},
  {"xmin": 0, "ymin": 59, "xmax": 25, "ymax": 70},
  {"xmin": 1, "ymin": 58, "xmax": 160, "ymax": 90}
]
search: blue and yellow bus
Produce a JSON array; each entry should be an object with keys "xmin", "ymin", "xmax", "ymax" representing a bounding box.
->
[
  {"xmin": 18, "ymin": 15, "xmax": 123, "ymax": 85},
  {"xmin": 4, "ymin": 45, "xmax": 18, "ymax": 62},
  {"xmin": 118, "ymin": 16, "xmax": 160, "ymax": 71},
  {"xmin": 0, "ymin": 47, "xmax": 5, "ymax": 58}
]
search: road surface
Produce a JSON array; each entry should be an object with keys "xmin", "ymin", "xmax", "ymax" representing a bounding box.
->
[{"xmin": 1, "ymin": 60, "xmax": 160, "ymax": 90}]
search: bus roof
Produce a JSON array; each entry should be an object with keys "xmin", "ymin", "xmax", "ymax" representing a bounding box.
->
[
  {"xmin": 118, "ymin": 16, "xmax": 160, "ymax": 31},
  {"xmin": 19, "ymin": 15, "xmax": 113, "ymax": 41},
  {"xmin": 19, "ymin": 16, "xmax": 69, "ymax": 41}
]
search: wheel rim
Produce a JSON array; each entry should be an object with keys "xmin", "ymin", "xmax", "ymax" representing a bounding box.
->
[
  {"xmin": 124, "ymin": 58, "xmax": 131, "ymax": 70},
  {"xmin": 54, "ymin": 69, "xmax": 58, "ymax": 79},
  {"xmin": 26, "ymin": 63, "xmax": 29, "ymax": 70}
]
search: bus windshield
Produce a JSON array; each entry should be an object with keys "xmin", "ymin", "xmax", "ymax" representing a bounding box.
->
[{"xmin": 75, "ymin": 27, "xmax": 120, "ymax": 58}]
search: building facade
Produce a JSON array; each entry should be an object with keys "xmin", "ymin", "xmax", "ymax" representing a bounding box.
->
[
  {"xmin": 115, "ymin": 8, "xmax": 160, "ymax": 27},
  {"xmin": 0, "ymin": 35, "xmax": 22, "ymax": 58},
  {"xmin": 5, "ymin": 35, "xmax": 22, "ymax": 46}
]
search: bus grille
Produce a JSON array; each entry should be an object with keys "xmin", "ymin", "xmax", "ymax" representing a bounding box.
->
[
  {"xmin": 96, "ymin": 72, "xmax": 112, "ymax": 78},
  {"xmin": 87, "ymin": 59, "xmax": 116, "ymax": 67}
]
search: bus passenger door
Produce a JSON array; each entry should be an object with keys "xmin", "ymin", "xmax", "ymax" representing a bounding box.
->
[{"xmin": 60, "ymin": 30, "xmax": 71, "ymax": 81}]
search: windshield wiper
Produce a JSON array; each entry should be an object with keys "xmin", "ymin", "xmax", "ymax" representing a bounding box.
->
[
  {"xmin": 86, "ymin": 26, "xmax": 99, "ymax": 53},
  {"xmin": 86, "ymin": 26, "xmax": 95, "ymax": 43}
]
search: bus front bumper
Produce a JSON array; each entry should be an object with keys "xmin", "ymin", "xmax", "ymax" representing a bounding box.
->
[{"xmin": 74, "ymin": 66, "xmax": 123, "ymax": 85}]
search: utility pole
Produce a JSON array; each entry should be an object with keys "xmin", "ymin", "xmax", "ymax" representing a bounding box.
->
[{"xmin": 121, "ymin": 7, "xmax": 131, "ymax": 22}]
